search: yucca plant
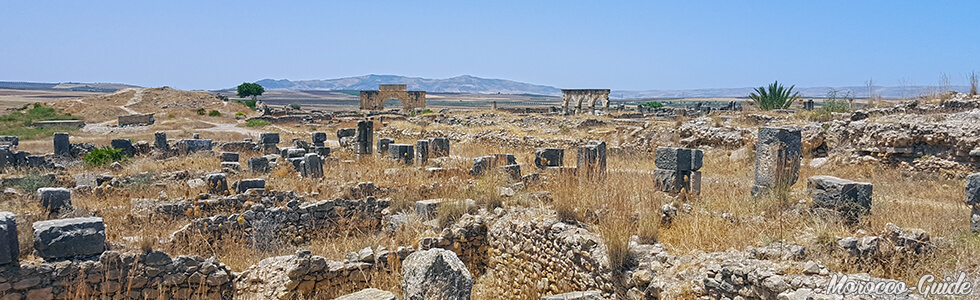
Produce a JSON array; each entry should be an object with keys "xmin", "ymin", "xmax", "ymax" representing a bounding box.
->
[{"xmin": 749, "ymin": 81, "xmax": 802, "ymax": 111}]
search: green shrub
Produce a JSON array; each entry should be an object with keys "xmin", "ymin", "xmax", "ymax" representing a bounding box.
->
[
  {"xmin": 820, "ymin": 89, "xmax": 852, "ymax": 113},
  {"xmin": 641, "ymin": 101, "xmax": 664, "ymax": 108},
  {"xmin": 288, "ymin": 103, "xmax": 301, "ymax": 110},
  {"xmin": 17, "ymin": 173, "xmax": 52, "ymax": 193},
  {"xmin": 235, "ymin": 112, "xmax": 245, "ymax": 117},
  {"xmin": 245, "ymin": 119, "xmax": 271, "ymax": 127},
  {"xmin": 167, "ymin": 114, "xmax": 175, "ymax": 118},
  {"xmin": 749, "ymin": 81, "xmax": 801, "ymax": 111},
  {"xmin": 237, "ymin": 99, "xmax": 258, "ymax": 110},
  {"xmin": 83, "ymin": 146, "xmax": 126, "ymax": 166},
  {"xmin": 196, "ymin": 108, "xmax": 206, "ymax": 115},
  {"xmin": 208, "ymin": 110, "xmax": 221, "ymax": 116}
]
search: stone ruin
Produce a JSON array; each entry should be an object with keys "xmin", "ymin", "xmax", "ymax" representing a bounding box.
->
[
  {"xmin": 561, "ymin": 89, "xmax": 610, "ymax": 114},
  {"xmin": 653, "ymin": 147, "xmax": 703, "ymax": 196},
  {"xmin": 360, "ymin": 84, "xmax": 426, "ymax": 111},
  {"xmin": 751, "ymin": 126, "xmax": 802, "ymax": 197},
  {"xmin": 117, "ymin": 113, "xmax": 155, "ymax": 126},
  {"xmin": 577, "ymin": 140, "xmax": 607, "ymax": 180},
  {"xmin": 807, "ymin": 175, "xmax": 873, "ymax": 223},
  {"xmin": 968, "ymin": 173, "xmax": 980, "ymax": 232}
]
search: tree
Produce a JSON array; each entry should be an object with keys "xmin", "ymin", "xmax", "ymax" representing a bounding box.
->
[
  {"xmin": 237, "ymin": 82, "xmax": 265, "ymax": 101},
  {"xmin": 749, "ymin": 81, "xmax": 801, "ymax": 111}
]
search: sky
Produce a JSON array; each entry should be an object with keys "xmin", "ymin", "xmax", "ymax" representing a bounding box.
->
[{"xmin": 1, "ymin": 1, "xmax": 979, "ymax": 91}]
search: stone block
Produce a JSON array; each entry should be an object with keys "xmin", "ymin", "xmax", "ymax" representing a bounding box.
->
[
  {"xmin": 221, "ymin": 162, "xmax": 241, "ymax": 171},
  {"xmin": 401, "ymin": 248, "xmax": 472, "ymax": 300},
  {"xmin": 37, "ymin": 187, "xmax": 71, "ymax": 212},
  {"xmin": 540, "ymin": 291, "xmax": 604, "ymax": 300},
  {"xmin": 335, "ymin": 288, "xmax": 398, "ymax": 300},
  {"xmin": 248, "ymin": 157, "xmax": 270, "ymax": 173},
  {"xmin": 302, "ymin": 153, "xmax": 323, "ymax": 178},
  {"xmin": 0, "ymin": 136, "xmax": 19, "ymax": 148},
  {"xmin": 972, "ymin": 205, "xmax": 980, "ymax": 233},
  {"xmin": 219, "ymin": 152, "xmax": 239, "ymax": 163},
  {"xmin": 174, "ymin": 139, "xmax": 213, "ymax": 154},
  {"xmin": 430, "ymin": 137, "xmax": 450, "ymax": 157},
  {"xmin": 32, "ymin": 217, "xmax": 106, "ymax": 260},
  {"xmin": 205, "ymin": 173, "xmax": 228, "ymax": 195},
  {"xmin": 117, "ymin": 113, "xmax": 154, "ymax": 126},
  {"xmin": 237, "ymin": 178, "xmax": 266, "ymax": 193},
  {"xmin": 492, "ymin": 153, "xmax": 517, "ymax": 166},
  {"xmin": 534, "ymin": 148, "xmax": 564, "ymax": 169},
  {"xmin": 154, "ymin": 131, "xmax": 169, "ymax": 150},
  {"xmin": 808, "ymin": 175, "xmax": 872, "ymax": 222},
  {"xmin": 655, "ymin": 147, "xmax": 692, "ymax": 171},
  {"xmin": 471, "ymin": 156, "xmax": 492, "ymax": 176},
  {"xmin": 53, "ymin": 133, "xmax": 70, "ymax": 156},
  {"xmin": 355, "ymin": 120, "xmax": 374, "ymax": 154},
  {"xmin": 576, "ymin": 140, "xmax": 607, "ymax": 179},
  {"xmin": 259, "ymin": 133, "xmax": 280, "ymax": 144},
  {"xmin": 653, "ymin": 169, "xmax": 701, "ymax": 195},
  {"xmin": 26, "ymin": 155, "xmax": 46, "ymax": 168},
  {"xmin": 416, "ymin": 199, "xmax": 444, "ymax": 219},
  {"xmin": 416, "ymin": 140, "xmax": 430, "ymax": 165},
  {"xmin": 315, "ymin": 146, "xmax": 331, "ymax": 157},
  {"xmin": 966, "ymin": 173, "xmax": 980, "ymax": 206},
  {"xmin": 378, "ymin": 138, "xmax": 394, "ymax": 154},
  {"xmin": 111, "ymin": 139, "xmax": 134, "ymax": 157},
  {"xmin": 389, "ymin": 144, "xmax": 414, "ymax": 165},
  {"xmin": 752, "ymin": 127, "xmax": 802, "ymax": 196},
  {"xmin": 500, "ymin": 164, "xmax": 522, "ymax": 181},
  {"xmin": 337, "ymin": 128, "xmax": 356, "ymax": 140},
  {"xmin": 0, "ymin": 212, "xmax": 17, "ymax": 265},
  {"xmin": 311, "ymin": 132, "xmax": 327, "ymax": 145}
]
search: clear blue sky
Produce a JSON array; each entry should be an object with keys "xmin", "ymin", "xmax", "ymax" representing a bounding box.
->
[{"xmin": 2, "ymin": 1, "xmax": 978, "ymax": 91}]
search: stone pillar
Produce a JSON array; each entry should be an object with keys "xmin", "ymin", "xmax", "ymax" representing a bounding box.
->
[
  {"xmin": 0, "ymin": 212, "xmax": 17, "ymax": 265},
  {"xmin": 576, "ymin": 140, "xmax": 607, "ymax": 180},
  {"xmin": 751, "ymin": 127, "xmax": 802, "ymax": 197},
  {"xmin": 491, "ymin": 101, "xmax": 497, "ymax": 111},
  {"xmin": 53, "ymin": 132, "xmax": 70, "ymax": 157},
  {"xmin": 416, "ymin": 139, "xmax": 430, "ymax": 165},
  {"xmin": 154, "ymin": 131, "xmax": 169, "ymax": 151},
  {"xmin": 430, "ymin": 137, "xmax": 450, "ymax": 158},
  {"xmin": 967, "ymin": 173, "xmax": 980, "ymax": 232},
  {"xmin": 534, "ymin": 148, "xmax": 564, "ymax": 169},
  {"xmin": 388, "ymin": 144, "xmax": 414, "ymax": 165},
  {"xmin": 312, "ymin": 132, "xmax": 327, "ymax": 147},
  {"xmin": 205, "ymin": 173, "xmax": 228, "ymax": 195},
  {"xmin": 111, "ymin": 139, "xmax": 134, "ymax": 157},
  {"xmin": 653, "ymin": 147, "xmax": 703, "ymax": 195},
  {"xmin": 355, "ymin": 120, "xmax": 373, "ymax": 155},
  {"xmin": 302, "ymin": 153, "xmax": 323, "ymax": 178},
  {"xmin": 378, "ymin": 138, "xmax": 394, "ymax": 155},
  {"xmin": 37, "ymin": 187, "xmax": 71, "ymax": 212}
]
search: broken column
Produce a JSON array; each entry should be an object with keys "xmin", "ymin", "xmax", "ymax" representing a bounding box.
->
[
  {"xmin": 301, "ymin": 153, "xmax": 323, "ymax": 178},
  {"xmin": 416, "ymin": 139, "xmax": 430, "ymax": 165},
  {"xmin": 111, "ymin": 139, "xmax": 134, "ymax": 157},
  {"xmin": 259, "ymin": 133, "xmax": 280, "ymax": 154},
  {"xmin": 355, "ymin": 120, "xmax": 373, "ymax": 155},
  {"xmin": 388, "ymin": 144, "xmax": 414, "ymax": 165},
  {"xmin": 378, "ymin": 138, "xmax": 394, "ymax": 155},
  {"xmin": 53, "ymin": 132, "xmax": 70, "ymax": 157},
  {"xmin": 32, "ymin": 217, "xmax": 106, "ymax": 260},
  {"xmin": 653, "ymin": 147, "xmax": 703, "ymax": 195},
  {"xmin": 808, "ymin": 175, "xmax": 873, "ymax": 223},
  {"xmin": 430, "ymin": 137, "xmax": 450, "ymax": 158},
  {"xmin": 751, "ymin": 127, "xmax": 802, "ymax": 197},
  {"xmin": 576, "ymin": 140, "xmax": 607, "ymax": 180},
  {"xmin": 967, "ymin": 173, "xmax": 980, "ymax": 232},
  {"xmin": 37, "ymin": 187, "xmax": 71, "ymax": 212},
  {"xmin": 534, "ymin": 148, "xmax": 564, "ymax": 169},
  {"xmin": 154, "ymin": 131, "xmax": 169, "ymax": 151},
  {"xmin": 205, "ymin": 173, "xmax": 229, "ymax": 195},
  {"xmin": 472, "ymin": 154, "xmax": 517, "ymax": 177},
  {"xmin": 0, "ymin": 212, "xmax": 17, "ymax": 265}
]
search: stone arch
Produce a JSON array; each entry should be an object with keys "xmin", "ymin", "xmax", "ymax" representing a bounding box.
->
[
  {"xmin": 561, "ymin": 89, "xmax": 611, "ymax": 112},
  {"xmin": 360, "ymin": 84, "xmax": 426, "ymax": 111}
]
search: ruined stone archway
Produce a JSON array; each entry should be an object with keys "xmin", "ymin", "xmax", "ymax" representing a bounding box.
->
[
  {"xmin": 360, "ymin": 84, "xmax": 426, "ymax": 111},
  {"xmin": 561, "ymin": 89, "xmax": 611, "ymax": 112}
]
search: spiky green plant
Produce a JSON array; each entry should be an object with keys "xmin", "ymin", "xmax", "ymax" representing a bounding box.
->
[{"xmin": 749, "ymin": 81, "xmax": 801, "ymax": 111}]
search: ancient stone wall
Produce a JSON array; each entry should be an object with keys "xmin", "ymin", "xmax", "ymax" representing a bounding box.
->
[
  {"xmin": 561, "ymin": 89, "xmax": 611, "ymax": 112},
  {"xmin": 118, "ymin": 113, "xmax": 155, "ymax": 126},
  {"xmin": 360, "ymin": 85, "xmax": 426, "ymax": 111}
]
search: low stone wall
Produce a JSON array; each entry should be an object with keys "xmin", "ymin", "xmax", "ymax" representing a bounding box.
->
[
  {"xmin": 118, "ymin": 113, "xmax": 155, "ymax": 126},
  {"xmin": 0, "ymin": 250, "xmax": 234, "ymax": 299},
  {"xmin": 169, "ymin": 197, "xmax": 389, "ymax": 249}
]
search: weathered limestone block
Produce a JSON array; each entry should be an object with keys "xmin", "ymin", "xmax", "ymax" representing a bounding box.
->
[
  {"xmin": 389, "ymin": 144, "xmax": 414, "ymax": 165},
  {"xmin": 540, "ymin": 290, "xmax": 605, "ymax": 300},
  {"xmin": 336, "ymin": 288, "xmax": 399, "ymax": 300},
  {"xmin": 501, "ymin": 164, "xmax": 522, "ymax": 181},
  {"xmin": 53, "ymin": 132, "xmax": 70, "ymax": 156},
  {"xmin": 808, "ymin": 175, "xmax": 873, "ymax": 222},
  {"xmin": 237, "ymin": 178, "xmax": 266, "ymax": 193},
  {"xmin": 283, "ymin": 147, "xmax": 307, "ymax": 158},
  {"xmin": 174, "ymin": 139, "xmax": 213, "ymax": 154},
  {"xmin": 0, "ymin": 136, "xmax": 19, "ymax": 148},
  {"xmin": 0, "ymin": 212, "xmax": 17, "ymax": 265},
  {"xmin": 205, "ymin": 173, "xmax": 228, "ymax": 195},
  {"xmin": 154, "ymin": 131, "xmax": 168, "ymax": 150},
  {"xmin": 430, "ymin": 137, "xmax": 450, "ymax": 157},
  {"xmin": 752, "ymin": 127, "xmax": 802, "ymax": 196},
  {"xmin": 111, "ymin": 139, "xmax": 134, "ymax": 157},
  {"xmin": 249, "ymin": 157, "xmax": 270, "ymax": 173},
  {"xmin": 315, "ymin": 146, "xmax": 331, "ymax": 157},
  {"xmin": 220, "ymin": 152, "xmax": 239, "ymax": 163},
  {"xmin": 401, "ymin": 248, "xmax": 473, "ymax": 300},
  {"xmin": 472, "ymin": 156, "xmax": 492, "ymax": 176},
  {"xmin": 492, "ymin": 153, "xmax": 517, "ymax": 166},
  {"xmin": 966, "ymin": 173, "xmax": 980, "ymax": 206},
  {"xmin": 416, "ymin": 199, "xmax": 444, "ymax": 219},
  {"xmin": 311, "ymin": 132, "xmax": 327, "ymax": 146},
  {"xmin": 221, "ymin": 162, "xmax": 241, "ymax": 171},
  {"xmin": 416, "ymin": 140, "xmax": 430, "ymax": 165},
  {"xmin": 534, "ymin": 148, "xmax": 564, "ymax": 169},
  {"xmin": 260, "ymin": 133, "xmax": 280, "ymax": 145},
  {"xmin": 301, "ymin": 153, "xmax": 323, "ymax": 178},
  {"xmin": 577, "ymin": 140, "xmax": 607, "ymax": 179},
  {"xmin": 37, "ymin": 187, "xmax": 71, "ymax": 212},
  {"xmin": 377, "ymin": 138, "xmax": 394, "ymax": 154},
  {"xmin": 337, "ymin": 128, "xmax": 356, "ymax": 140},
  {"xmin": 32, "ymin": 217, "xmax": 106, "ymax": 260},
  {"xmin": 655, "ymin": 147, "xmax": 702, "ymax": 171},
  {"xmin": 118, "ymin": 113, "xmax": 154, "ymax": 126},
  {"xmin": 356, "ymin": 120, "xmax": 374, "ymax": 154},
  {"xmin": 653, "ymin": 169, "xmax": 701, "ymax": 195}
]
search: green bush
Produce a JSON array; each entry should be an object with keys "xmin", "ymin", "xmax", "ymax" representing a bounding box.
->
[
  {"xmin": 820, "ymin": 89, "xmax": 852, "ymax": 113},
  {"xmin": 237, "ymin": 99, "xmax": 258, "ymax": 110},
  {"xmin": 208, "ymin": 110, "xmax": 221, "ymax": 116},
  {"xmin": 167, "ymin": 114, "xmax": 175, "ymax": 118},
  {"xmin": 83, "ymin": 146, "xmax": 126, "ymax": 166},
  {"xmin": 245, "ymin": 119, "xmax": 271, "ymax": 127},
  {"xmin": 749, "ymin": 81, "xmax": 801, "ymax": 111},
  {"xmin": 196, "ymin": 108, "xmax": 206, "ymax": 115},
  {"xmin": 17, "ymin": 173, "xmax": 52, "ymax": 193},
  {"xmin": 641, "ymin": 101, "xmax": 664, "ymax": 108},
  {"xmin": 289, "ymin": 103, "xmax": 301, "ymax": 110},
  {"xmin": 235, "ymin": 112, "xmax": 245, "ymax": 117}
]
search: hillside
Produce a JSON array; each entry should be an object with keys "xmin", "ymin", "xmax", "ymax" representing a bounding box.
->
[
  {"xmin": 254, "ymin": 75, "xmax": 561, "ymax": 96},
  {"xmin": 52, "ymin": 87, "xmax": 252, "ymax": 123}
]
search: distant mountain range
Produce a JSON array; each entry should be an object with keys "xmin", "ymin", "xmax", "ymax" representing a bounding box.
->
[
  {"xmin": 0, "ymin": 81, "xmax": 139, "ymax": 92},
  {"xmin": 252, "ymin": 75, "xmax": 971, "ymax": 99}
]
